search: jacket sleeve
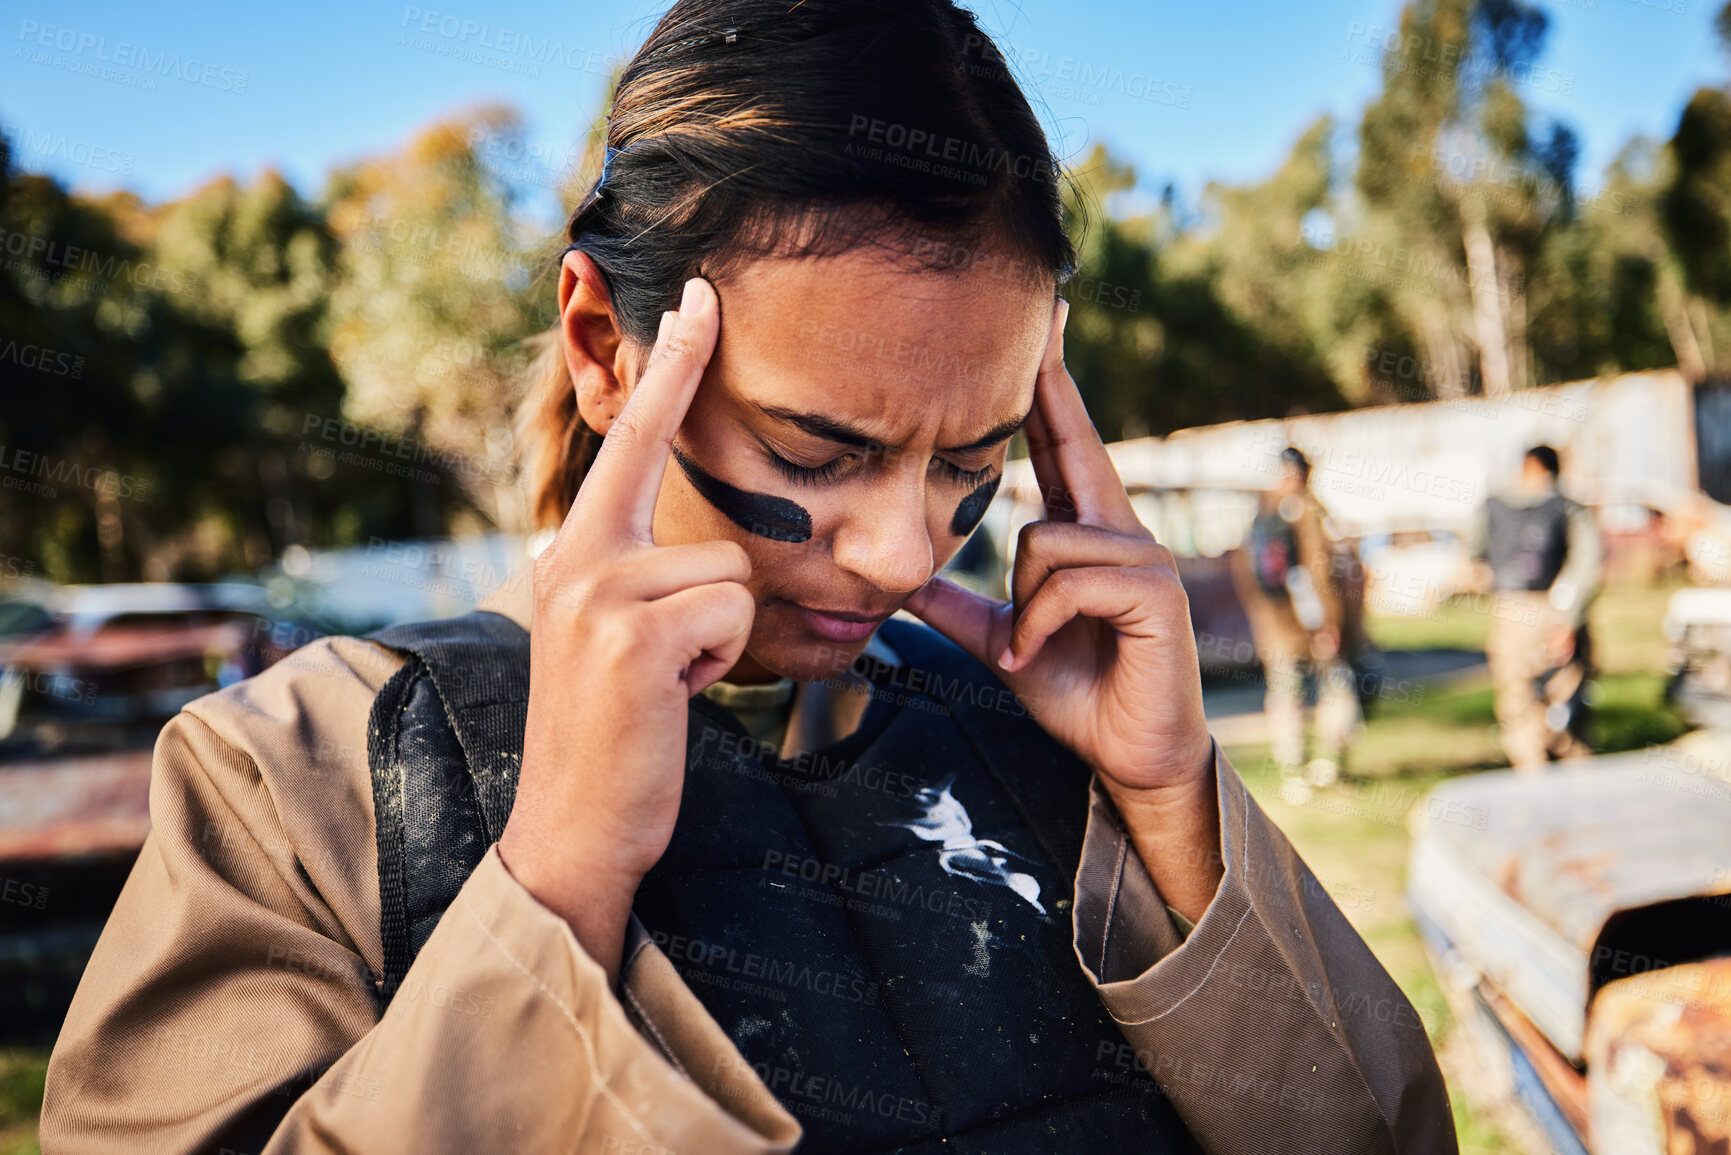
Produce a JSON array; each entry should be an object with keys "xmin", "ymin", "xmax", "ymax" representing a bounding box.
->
[
  {"xmin": 40, "ymin": 706, "xmax": 798, "ymax": 1154},
  {"xmin": 1071, "ymin": 745, "xmax": 1458, "ymax": 1154},
  {"xmin": 1552, "ymin": 502, "xmax": 1604, "ymax": 629}
]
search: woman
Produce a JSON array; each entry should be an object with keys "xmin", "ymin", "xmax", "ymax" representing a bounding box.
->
[{"xmin": 42, "ymin": 1, "xmax": 1455, "ymax": 1152}]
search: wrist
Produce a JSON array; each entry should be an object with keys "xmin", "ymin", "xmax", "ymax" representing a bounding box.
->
[
  {"xmin": 497, "ymin": 823, "xmax": 643, "ymax": 983},
  {"xmin": 1095, "ymin": 727, "xmax": 1216, "ymax": 805},
  {"xmin": 500, "ymin": 824, "xmax": 646, "ymax": 911},
  {"xmin": 1099, "ymin": 745, "xmax": 1215, "ymax": 834},
  {"xmin": 1099, "ymin": 740, "xmax": 1224, "ymax": 925}
]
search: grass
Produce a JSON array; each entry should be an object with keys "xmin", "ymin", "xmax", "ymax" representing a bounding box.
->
[
  {"xmin": 0, "ymin": 1051, "xmax": 45, "ymax": 1155},
  {"xmin": 1224, "ymin": 577, "xmax": 1691, "ymax": 1154}
]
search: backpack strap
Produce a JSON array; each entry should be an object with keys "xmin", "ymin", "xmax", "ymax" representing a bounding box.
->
[{"xmin": 365, "ymin": 610, "xmax": 530, "ymax": 1005}]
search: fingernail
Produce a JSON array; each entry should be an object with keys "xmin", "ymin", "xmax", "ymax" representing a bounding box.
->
[
  {"xmin": 1055, "ymin": 298, "xmax": 1070, "ymax": 335},
  {"xmin": 657, "ymin": 309, "xmax": 676, "ymax": 345},
  {"xmin": 997, "ymin": 646, "xmax": 1014, "ymax": 670},
  {"xmin": 680, "ymin": 277, "xmax": 704, "ymax": 315}
]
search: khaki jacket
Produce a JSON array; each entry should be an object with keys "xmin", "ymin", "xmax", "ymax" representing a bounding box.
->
[{"xmin": 42, "ymin": 583, "xmax": 1454, "ymax": 1154}]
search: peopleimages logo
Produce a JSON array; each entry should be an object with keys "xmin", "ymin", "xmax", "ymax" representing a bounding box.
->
[
  {"xmin": 0, "ymin": 227, "xmax": 201, "ymax": 297},
  {"xmin": 397, "ymin": 7, "xmax": 613, "ymax": 76},
  {"xmin": 845, "ymin": 116, "xmax": 1057, "ymax": 184},
  {"xmin": 1341, "ymin": 21, "xmax": 1574, "ymax": 96},
  {"xmin": 0, "ymin": 339, "xmax": 84, "ymax": 380},
  {"xmin": 16, "ymin": 21, "xmax": 250, "ymax": 92},
  {"xmin": 11, "ymin": 128, "xmax": 133, "ymax": 175}
]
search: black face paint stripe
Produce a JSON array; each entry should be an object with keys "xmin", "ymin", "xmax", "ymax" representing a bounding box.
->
[
  {"xmin": 950, "ymin": 474, "xmax": 1001, "ymax": 537},
  {"xmin": 670, "ymin": 443, "xmax": 813, "ymax": 543}
]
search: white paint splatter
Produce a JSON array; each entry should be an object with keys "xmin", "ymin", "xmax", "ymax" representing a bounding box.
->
[
  {"xmin": 890, "ymin": 775, "xmax": 1046, "ymax": 915},
  {"xmin": 966, "ymin": 920, "xmax": 992, "ymax": 977}
]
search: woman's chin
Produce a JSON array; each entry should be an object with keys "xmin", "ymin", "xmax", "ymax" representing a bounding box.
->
[{"xmin": 741, "ymin": 629, "xmax": 875, "ymax": 684}]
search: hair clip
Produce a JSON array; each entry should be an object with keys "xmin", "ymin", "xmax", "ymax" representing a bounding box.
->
[
  {"xmin": 597, "ymin": 144, "xmax": 622, "ymax": 191},
  {"xmin": 646, "ymin": 25, "xmax": 741, "ymax": 60}
]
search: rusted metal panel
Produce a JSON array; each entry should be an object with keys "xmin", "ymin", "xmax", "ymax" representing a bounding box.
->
[
  {"xmin": 1586, "ymin": 956, "xmax": 1731, "ymax": 1154},
  {"xmin": 1408, "ymin": 745, "xmax": 1731, "ymax": 1063},
  {"xmin": 1482, "ymin": 985, "xmax": 1591, "ymax": 1140},
  {"xmin": 0, "ymin": 621, "xmax": 250, "ymax": 671},
  {"xmin": 0, "ymin": 751, "xmax": 153, "ymax": 862}
]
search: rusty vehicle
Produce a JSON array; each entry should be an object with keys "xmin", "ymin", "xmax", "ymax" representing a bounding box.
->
[
  {"xmin": 1664, "ymin": 587, "xmax": 1731, "ymax": 730},
  {"xmin": 0, "ymin": 583, "xmax": 298, "ymax": 756},
  {"xmin": 0, "ymin": 583, "xmax": 316, "ymax": 1040},
  {"xmin": 1408, "ymin": 738, "xmax": 1731, "ymax": 1153}
]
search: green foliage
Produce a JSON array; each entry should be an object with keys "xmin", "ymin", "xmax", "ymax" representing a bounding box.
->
[
  {"xmin": 323, "ymin": 104, "xmax": 543, "ymax": 530},
  {"xmin": 1059, "ymin": 140, "xmax": 1344, "ymax": 438},
  {"xmin": 1526, "ymin": 139, "xmax": 1678, "ymax": 379},
  {"xmin": 1663, "ymin": 87, "xmax": 1731, "ymax": 304},
  {"xmin": 1593, "ymin": 671, "xmax": 1690, "ymax": 753},
  {"xmin": 0, "ymin": 111, "xmax": 532, "ymax": 582},
  {"xmin": 0, "ymin": 1048, "xmax": 46, "ymax": 1155}
]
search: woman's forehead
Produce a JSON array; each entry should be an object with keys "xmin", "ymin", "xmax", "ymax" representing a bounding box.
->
[
  {"xmin": 717, "ymin": 243, "xmax": 1051, "ymax": 315},
  {"xmin": 707, "ymin": 248, "xmax": 1050, "ymax": 440}
]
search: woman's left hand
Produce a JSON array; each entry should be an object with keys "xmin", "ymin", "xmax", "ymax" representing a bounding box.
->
[{"xmin": 905, "ymin": 299, "xmax": 1221, "ymax": 915}]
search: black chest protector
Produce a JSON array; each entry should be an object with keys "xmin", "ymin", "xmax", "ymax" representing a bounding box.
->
[
  {"xmin": 366, "ymin": 611, "xmax": 1199, "ymax": 1154},
  {"xmin": 1485, "ymin": 494, "xmax": 1569, "ymax": 591}
]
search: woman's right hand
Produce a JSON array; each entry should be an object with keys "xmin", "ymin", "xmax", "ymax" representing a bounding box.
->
[{"xmin": 498, "ymin": 277, "xmax": 753, "ymax": 982}]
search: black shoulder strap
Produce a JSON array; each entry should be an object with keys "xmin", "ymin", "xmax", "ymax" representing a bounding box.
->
[
  {"xmin": 370, "ymin": 610, "xmax": 531, "ymax": 842},
  {"xmin": 365, "ymin": 610, "xmax": 530, "ymax": 1005}
]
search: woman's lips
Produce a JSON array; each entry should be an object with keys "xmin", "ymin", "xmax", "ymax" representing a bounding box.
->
[{"xmin": 791, "ymin": 603, "xmax": 892, "ymax": 643}]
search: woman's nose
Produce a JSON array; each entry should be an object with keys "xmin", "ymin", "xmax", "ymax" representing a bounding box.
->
[{"xmin": 829, "ymin": 477, "xmax": 934, "ymax": 594}]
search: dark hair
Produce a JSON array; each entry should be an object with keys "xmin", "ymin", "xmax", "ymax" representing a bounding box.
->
[
  {"xmin": 1525, "ymin": 445, "xmax": 1561, "ymax": 476},
  {"xmin": 1280, "ymin": 446, "xmax": 1311, "ymax": 481},
  {"xmin": 520, "ymin": 0, "xmax": 1077, "ymax": 529}
]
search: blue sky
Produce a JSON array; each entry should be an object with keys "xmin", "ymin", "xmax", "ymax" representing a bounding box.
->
[{"xmin": 2, "ymin": 0, "xmax": 1722, "ymax": 227}]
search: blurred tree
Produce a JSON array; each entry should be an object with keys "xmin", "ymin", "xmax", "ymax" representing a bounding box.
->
[
  {"xmin": 1526, "ymin": 138, "xmax": 1680, "ymax": 380},
  {"xmin": 1656, "ymin": 1, "xmax": 1731, "ymax": 376},
  {"xmin": 1060, "ymin": 143, "xmax": 1343, "ymax": 438},
  {"xmin": 150, "ymin": 172, "xmax": 342, "ymax": 409},
  {"xmin": 142, "ymin": 171, "xmax": 350, "ymax": 567},
  {"xmin": 1354, "ymin": 0, "xmax": 1479, "ymax": 397},
  {"xmin": 1180, "ymin": 117, "xmax": 1408, "ymax": 405},
  {"xmin": 0, "ymin": 132, "xmax": 467, "ymax": 584},
  {"xmin": 324, "ymin": 105, "xmax": 542, "ymax": 531},
  {"xmin": 1353, "ymin": 0, "xmax": 1582, "ymax": 397},
  {"xmin": 0, "ymin": 138, "xmax": 245, "ymax": 583}
]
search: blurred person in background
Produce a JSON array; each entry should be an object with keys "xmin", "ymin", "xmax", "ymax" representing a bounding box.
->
[
  {"xmin": 1231, "ymin": 447, "xmax": 1365, "ymax": 799},
  {"xmin": 1468, "ymin": 444, "xmax": 1602, "ymax": 773}
]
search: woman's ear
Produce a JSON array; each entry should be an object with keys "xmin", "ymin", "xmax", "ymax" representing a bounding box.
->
[{"xmin": 558, "ymin": 250, "xmax": 632, "ymax": 436}]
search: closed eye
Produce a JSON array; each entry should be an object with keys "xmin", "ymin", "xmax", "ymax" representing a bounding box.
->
[
  {"xmin": 765, "ymin": 448, "xmax": 855, "ymax": 486},
  {"xmin": 932, "ymin": 459, "xmax": 997, "ymax": 487},
  {"xmin": 763, "ymin": 448, "xmax": 997, "ymax": 488}
]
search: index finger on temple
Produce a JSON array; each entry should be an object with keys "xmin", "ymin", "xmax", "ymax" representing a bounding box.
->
[
  {"xmin": 581, "ymin": 277, "xmax": 719, "ymax": 541},
  {"xmin": 1030, "ymin": 297, "xmax": 1143, "ymax": 534}
]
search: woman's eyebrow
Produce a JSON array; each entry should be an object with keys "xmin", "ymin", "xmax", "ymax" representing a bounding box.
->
[
  {"xmin": 948, "ymin": 409, "xmax": 1031, "ymax": 453},
  {"xmin": 758, "ymin": 405, "xmax": 884, "ymax": 447},
  {"xmin": 756, "ymin": 404, "xmax": 1030, "ymax": 452}
]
